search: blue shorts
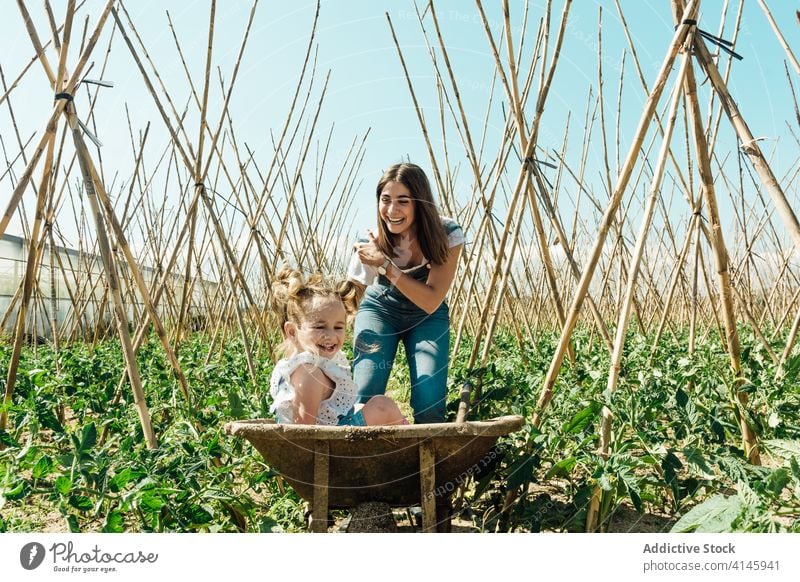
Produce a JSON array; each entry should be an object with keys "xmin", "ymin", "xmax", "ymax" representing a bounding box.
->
[{"xmin": 337, "ymin": 408, "xmax": 367, "ymax": 426}]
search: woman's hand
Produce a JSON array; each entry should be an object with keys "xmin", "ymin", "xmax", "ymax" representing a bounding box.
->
[
  {"xmin": 391, "ymin": 243, "xmax": 463, "ymax": 314},
  {"xmin": 355, "ymin": 230, "xmax": 386, "ymax": 267}
]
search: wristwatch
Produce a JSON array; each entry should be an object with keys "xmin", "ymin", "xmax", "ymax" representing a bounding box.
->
[{"xmin": 377, "ymin": 257, "xmax": 392, "ymax": 275}]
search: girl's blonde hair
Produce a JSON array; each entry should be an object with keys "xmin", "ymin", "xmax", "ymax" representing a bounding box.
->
[{"xmin": 270, "ymin": 267, "xmax": 362, "ymax": 355}]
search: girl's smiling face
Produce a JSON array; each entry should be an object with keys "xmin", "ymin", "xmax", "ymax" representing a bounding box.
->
[
  {"xmin": 284, "ymin": 295, "xmax": 346, "ymax": 358},
  {"xmin": 379, "ymin": 181, "xmax": 416, "ymax": 236}
]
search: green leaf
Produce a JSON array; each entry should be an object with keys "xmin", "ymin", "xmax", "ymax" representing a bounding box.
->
[
  {"xmin": 710, "ymin": 417, "xmax": 725, "ymax": 443},
  {"xmin": 628, "ymin": 487, "xmax": 642, "ymax": 513},
  {"xmin": 27, "ymin": 368, "xmax": 48, "ymax": 386},
  {"xmin": 765, "ymin": 468, "xmax": 790, "ymax": 497},
  {"xmin": 790, "ymin": 456, "xmax": 800, "ymax": 482},
  {"xmin": 617, "ymin": 468, "xmax": 643, "ymax": 513},
  {"xmin": 781, "ymin": 353, "xmax": 800, "ymax": 382},
  {"xmin": 109, "ymin": 469, "xmax": 134, "ymax": 492},
  {"xmin": 131, "ymin": 476, "xmax": 157, "ymax": 493},
  {"xmin": 185, "ymin": 504, "xmax": 213, "ymax": 525},
  {"xmin": 676, "ymin": 387, "xmax": 689, "ymax": 408},
  {"xmin": 37, "ymin": 408, "xmax": 64, "ymax": 433},
  {"xmin": 205, "ymin": 436, "xmax": 222, "ymax": 458},
  {"xmin": 56, "ymin": 453, "xmax": 74, "ymax": 469},
  {"xmin": 683, "ymin": 447, "xmax": 716, "ymax": 479},
  {"xmin": 763, "ymin": 440, "xmax": 800, "ymax": 462},
  {"xmin": 64, "ymin": 514, "xmax": 80, "ymax": 533},
  {"xmin": 506, "ymin": 453, "xmax": 538, "ymax": 490},
  {"xmin": 258, "ymin": 516, "xmax": 284, "ymax": 533},
  {"xmin": 0, "ymin": 430, "xmax": 19, "ymax": 448},
  {"xmin": 248, "ymin": 469, "xmax": 278, "ymax": 486},
  {"xmin": 471, "ymin": 470, "xmax": 494, "ymax": 500},
  {"xmin": 139, "ymin": 492, "xmax": 166, "ymax": 512},
  {"xmin": 103, "ymin": 510, "xmax": 125, "ymax": 533},
  {"xmin": 79, "ymin": 423, "xmax": 97, "ymax": 452},
  {"xmin": 32, "ymin": 455, "xmax": 54, "ymax": 480},
  {"xmin": 2, "ymin": 479, "xmax": 29, "ymax": 500},
  {"xmin": 68, "ymin": 495, "xmax": 93, "ymax": 512},
  {"xmin": 546, "ymin": 457, "xmax": 577, "ymax": 480},
  {"xmin": 738, "ymin": 380, "xmax": 757, "ymax": 394},
  {"xmin": 662, "ymin": 450, "xmax": 682, "ymax": 488},
  {"xmin": 715, "ymin": 456, "xmax": 750, "ymax": 484},
  {"xmin": 54, "ymin": 476, "xmax": 72, "ymax": 495},
  {"xmin": 671, "ymin": 494, "xmax": 742, "ymax": 533},
  {"xmin": 227, "ymin": 389, "xmax": 245, "ymax": 419},
  {"xmin": 685, "ymin": 398, "xmax": 700, "ymax": 427},
  {"xmin": 562, "ymin": 402, "xmax": 601, "ymax": 434}
]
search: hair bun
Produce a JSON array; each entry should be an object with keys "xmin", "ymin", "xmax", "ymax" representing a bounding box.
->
[
  {"xmin": 337, "ymin": 279, "xmax": 363, "ymax": 316},
  {"xmin": 270, "ymin": 267, "xmax": 357, "ymax": 328},
  {"xmin": 270, "ymin": 266, "xmax": 304, "ymax": 316}
]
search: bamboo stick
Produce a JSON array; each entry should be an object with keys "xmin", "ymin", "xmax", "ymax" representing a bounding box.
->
[
  {"xmin": 533, "ymin": 2, "xmax": 698, "ymax": 428},
  {"xmin": 0, "ymin": 132, "xmax": 56, "ymax": 436},
  {"xmin": 683, "ymin": 37, "xmax": 759, "ymax": 463},
  {"xmin": 693, "ymin": 35, "xmax": 800, "ymax": 250},
  {"xmin": 587, "ymin": 53, "xmax": 689, "ymax": 532},
  {"xmin": 755, "ymin": 0, "xmax": 800, "ymax": 78},
  {"xmin": 68, "ymin": 100, "xmax": 158, "ymax": 449}
]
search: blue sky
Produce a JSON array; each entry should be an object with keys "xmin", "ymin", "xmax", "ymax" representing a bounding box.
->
[{"xmin": 2, "ymin": 1, "xmax": 799, "ymax": 254}]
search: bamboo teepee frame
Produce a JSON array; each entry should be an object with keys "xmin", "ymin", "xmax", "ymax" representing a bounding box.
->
[
  {"xmin": 383, "ymin": 0, "xmax": 799, "ymax": 530},
  {"xmin": 2, "ymin": 0, "xmax": 799, "ymax": 532},
  {"xmin": 1, "ymin": 0, "xmax": 362, "ymax": 450}
]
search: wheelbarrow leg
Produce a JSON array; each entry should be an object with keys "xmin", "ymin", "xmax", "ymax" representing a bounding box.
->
[
  {"xmin": 310, "ymin": 440, "xmax": 329, "ymax": 533},
  {"xmin": 419, "ymin": 440, "xmax": 437, "ymax": 532},
  {"xmin": 435, "ymin": 497, "xmax": 453, "ymax": 533}
]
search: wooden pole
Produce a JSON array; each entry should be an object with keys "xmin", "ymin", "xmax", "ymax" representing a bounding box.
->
[
  {"xmin": 684, "ymin": 37, "xmax": 760, "ymax": 463},
  {"xmin": 68, "ymin": 102, "xmax": 158, "ymax": 449},
  {"xmin": 0, "ymin": 133, "xmax": 56, "ymax": 436},
  {"xmin": 693, "ymin": 35, "xmax": 800, "ymax": 250},
  {"xmin": 587, "ymin": 52, "xmax": 689, "ymax": 531},
  {"xmin": 532, "ymin": 2, "xmax": 698, "ymax": 428}
]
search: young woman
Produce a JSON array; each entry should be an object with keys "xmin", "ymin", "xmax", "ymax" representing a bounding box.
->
[{"xmin": 347, "ymin": 163, "xmax": 464, "ymax": 423}]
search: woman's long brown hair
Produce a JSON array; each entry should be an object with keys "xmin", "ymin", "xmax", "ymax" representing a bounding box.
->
[{"xmin": 374, "ymin": 163, "xmax": 449, "ymax": 265}]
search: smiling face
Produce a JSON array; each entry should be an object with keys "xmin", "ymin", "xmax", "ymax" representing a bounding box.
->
[
  {"xmin": 284, "ymin": 295, "xmax": 347, "ymax": 358},
  {"xmin": 379, "ymin": 181, "xmax": 416, "ymax": 237}
]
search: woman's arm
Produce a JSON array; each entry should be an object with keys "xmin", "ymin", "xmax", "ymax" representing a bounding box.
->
[
  {"xmin": 356, "ymin": 229, "xmax": 463, "ymax": 314},
  {"xmin": 385, "ymin": 243, "xmax": 462, "ymax": 314}
]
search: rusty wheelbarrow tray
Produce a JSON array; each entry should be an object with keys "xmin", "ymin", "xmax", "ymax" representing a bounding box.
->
[{"xmin": 224, "ymin": 415, "xmax": 524, "ymax": 532}]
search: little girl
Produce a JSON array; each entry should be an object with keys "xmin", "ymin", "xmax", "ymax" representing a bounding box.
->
[{"xmin": 269, "ymin": 267, "xmax": 407, "ymax": 426}]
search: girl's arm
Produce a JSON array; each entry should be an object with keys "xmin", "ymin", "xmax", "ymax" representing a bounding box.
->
[{"xmin": 289, "ymin": 364, "xmax": 335, "ymax": 424}]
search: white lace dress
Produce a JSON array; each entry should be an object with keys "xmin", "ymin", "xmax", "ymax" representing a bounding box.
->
[{"xmin": 269, "ymin": 350, "xmax": 358, "ymax": 425}]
